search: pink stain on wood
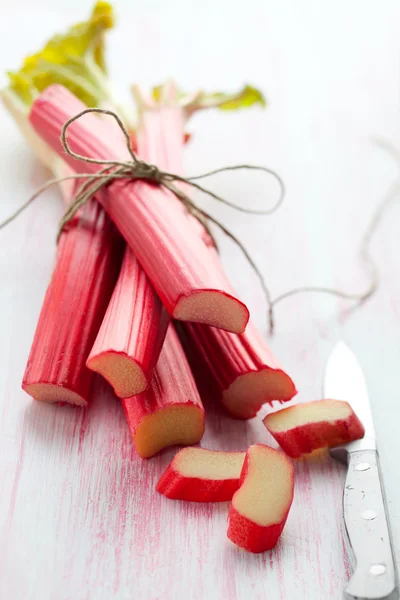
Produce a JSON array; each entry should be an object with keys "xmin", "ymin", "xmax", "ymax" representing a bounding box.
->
[{"xmin": 4, "ymin": 411, "xmax": 27, "ymax": 531}]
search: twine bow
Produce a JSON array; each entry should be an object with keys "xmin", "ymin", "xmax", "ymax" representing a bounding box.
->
[{"xmin": 0, "ymin": 107, "xmax": 285, "ymax": 331}]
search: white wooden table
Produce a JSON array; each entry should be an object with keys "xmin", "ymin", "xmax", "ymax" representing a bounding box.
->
[{"xmin": 1, "ymin": 1, "xmax": 399, "ymax": 598}]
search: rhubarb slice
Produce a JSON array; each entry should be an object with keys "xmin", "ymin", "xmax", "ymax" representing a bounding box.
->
[
  {"xmin": 263, "ymin": 400, "xmax": 365, "ymax": 458},
  {"xmin": 29, "ymin": 85, "xmax": 250, "ymax": 333},
  {"xmin": 227, "ymin": 444, "xmax": 294, "ymax": 553},
  {"xmin": 87, "ymin": 249, "xmax": 169, "ymax": 397},
  {"xmin": 156, "ymin": 448, "xmax": 245, "ymax": 502},
  {"xmin": 122, "ymin": 324, "xmax": 205, "ymax": 458},
  {"xmin": 180, "ymin": 321, "xmax": 297, "ymax": 419},
  {"xmin": 22, "ymin": 200, "xmax": 123, "ymax": 405}
]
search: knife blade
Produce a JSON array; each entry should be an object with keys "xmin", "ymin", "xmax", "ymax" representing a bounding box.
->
[{"xmin": 324, "ymin": 342, "xmax": 398, "ymax": 600}]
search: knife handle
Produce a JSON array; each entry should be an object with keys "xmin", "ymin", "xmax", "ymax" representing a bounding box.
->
[{"xmin": 332, "ymin": 448, "xmax": 398, "ymax": 600}]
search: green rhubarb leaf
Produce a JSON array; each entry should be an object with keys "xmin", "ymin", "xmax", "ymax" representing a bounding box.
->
[
  {"xmin": 7, "ymin": 2, "xmax": 114, "ymax": 107},
  {"xmin": 149, "ymin": 82, "xmax": 266, "ymax": 114},
  {"xmin": 195, "ymin": 85, "xmax": 266, "ymax": 111}
]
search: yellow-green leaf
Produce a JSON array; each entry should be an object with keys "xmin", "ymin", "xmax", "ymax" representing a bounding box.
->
[
  {"xmin": 151, "ymin": 85, "xmax": 162, "ymax": 103},
  {"xmin": 7, "ymin": 2, "xmax": 114, "ymax": 106},
  {"xmin": 7, "ymin": 72, "xmax": 35, "ymax": 105},
  {"xmin": 197, "ymin": 85, "xmax": 266, "ymax": 111}
]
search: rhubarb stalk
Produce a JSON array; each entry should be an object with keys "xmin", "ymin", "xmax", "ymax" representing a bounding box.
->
[
  {"xmin": 180, "ymin": 321, "xmax": 297, "ymax": 419},
  {"xmin": 23, "ymin": 199, "xmax": 122, "ymax": 405},
  {"xmin": 87, "ymin": 250, "xmax": 168, "ymax": 397},
  {"xmin": 122, "ymin": 324, "xmax": 205, "ymax": 459},
  {"xmin": 134, "ymin": 84, "xmax": 297, "ymax": 419},
  {"xmin": 29, "ymin": 84, "xmax": 250, "ymax": 333},
  {"xmin": 86, "ymin": 99, "xmax": 179, "ymax": 397},
  {"xmin": 86, "ymin": 90, "xmax": 197, "ymax": 399},
  {"xmin": 3, "ymin": 3, "xmax": 125, "ymax": 405}
]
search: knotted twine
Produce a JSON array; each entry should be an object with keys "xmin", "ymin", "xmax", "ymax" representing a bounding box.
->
[{"xmin": 0, "ymin": 107, "xmax": 392, "ymax": 333}]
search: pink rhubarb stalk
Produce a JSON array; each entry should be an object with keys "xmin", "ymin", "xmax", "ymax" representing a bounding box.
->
[
  {"xmin": 121, "ymin": 324, "xmax": 205, "ymax": 458},
  {"xmin": 87, "ymin": 250, "xmax": 169, "ymax": 397},
  {"xmin": 29, "ymin": 85, "xmax": 249, "ymax": 333},
  {"xmin": 136, "ymin": 90, "xmax": 297, "ymax": 419},
  {"xmin": 86, "ymin": 102, "xmax": 181, "ymax": 397},
  {"xmin": 181, "ymin": 321, "xmax": 297, "ymax": 419},
  {"xmin": 23, "ymin": 198, "xmax": 123, "ymax": 405}
]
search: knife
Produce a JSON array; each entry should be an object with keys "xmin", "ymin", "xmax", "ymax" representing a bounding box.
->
[{"xmin": 324, "ymin": 341, "xmax": 398, "ymax": 600}]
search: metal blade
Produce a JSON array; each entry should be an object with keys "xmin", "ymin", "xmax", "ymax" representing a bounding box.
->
[{"xmin": 324, "ymin": 341, "xmax": 375, "ymax": 440}]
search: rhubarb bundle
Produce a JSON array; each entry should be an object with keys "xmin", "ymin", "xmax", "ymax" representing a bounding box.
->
[
  {"xmin": 3, "ymin": 2, "xmax": 309, "ymax": 555},
  {"xmin": 3, "ymin": 1, "xmax": 298, "ymax": 445}
]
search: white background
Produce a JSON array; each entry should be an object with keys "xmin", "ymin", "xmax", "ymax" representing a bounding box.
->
[{"xmin": 0, "ymin": 1, "xmax": 400, "ymax": 598}]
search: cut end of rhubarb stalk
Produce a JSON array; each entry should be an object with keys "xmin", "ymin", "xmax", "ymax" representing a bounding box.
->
[
  {"xmin": 227, "ymin": 444, "xmax": 294, "ymax": 553},
  {"xmin": 223, "ymin": 368, "xmax": 297, "ymax": 419},
  {"xmin": 156, "ymin": 447, "xmax": 245, "ymax": 502},
  {"xmin": 263, "ymin": 400, "xmax": 365, "ymax": 458},
  {"xmin": 87, "ymin": 352, "xmax": 147, "ymax": 398},
  {"xmin": 124, "ymin": 402, "xmax": 204, "ymax": 459},
  {"xmin": 22, "ymin": 383, "xmax": 87, "ymax": 407},
  {"xmin": 173, "ymin": 291, "xmax": 249, "ymax": 334}
]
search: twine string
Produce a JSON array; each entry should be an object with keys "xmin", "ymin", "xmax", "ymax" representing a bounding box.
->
[{"xmin": 1, "ymin": 107, "xmax": 396, "ymax": 333}]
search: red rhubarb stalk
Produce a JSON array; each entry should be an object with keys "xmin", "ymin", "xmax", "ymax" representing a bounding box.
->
[
  {"xmin": 122, "ymin": 324, "xmax": 205, "ymax": 459},
  {"xmin": 156, "ymin": 447, "xmax": 245, "ymax": 502},
  {"xmin": 3, "ymin": 3, "xmax": 126, "ymax": 405},
  {"xmin": 2, "ymin": 88, "xmax": 124, "ymax": 406},
  {"xmin": 133, "ymin": 85, "xmax": 297, "ymax": 419},
  {"xmin": 181, "ymin": 320, "xmax": 297, "ymax": 419},
  {"xmin": 87, "ymin": 250, "xmax": 169, "ymax": 397},
  {"xmin": 23, "ymin": 199, "xmax": 123, "ymax": 405},
  {"xmin": 132, "ymin": 82, "xmax": 217, "ymax": 248},
  {"xmin": 29, "ymin": 85, "xmax": 250, "ymax": 333},
  {"xmin": 86, "ymin": 102, "xmax": 178, "ymax": 397}
]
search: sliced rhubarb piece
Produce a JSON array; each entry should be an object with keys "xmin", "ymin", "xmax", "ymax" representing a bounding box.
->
[
  {"xmin": 122, "ymin": 324, "xmax": 205, "ymax": 458},
  {"xmin": 156, "ymin": 448, "xmax": 245, "ymax": 502},
  {"xmin": 263, "ymin": 399, "xmax": 365, "ymax": 459},
  {"xmin": 227, "ymin": 444, "xmax": 294, "ymax": 553},
  {"xmin": 29, "ymin": 85, "xmax": 249, "ymax": 333},
  {"xmin": 179, "ymin": 320, "xmax": 297, "ymax": 419},
  {"xmin": 22, "ymin": 200, "xmax": 123, "ymax": 405},
  {"xmin": 87, "ymin": 249, "xmax": 169, "ymax": 397}
]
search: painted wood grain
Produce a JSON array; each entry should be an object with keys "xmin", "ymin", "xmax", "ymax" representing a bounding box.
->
[{"xmin": 1, "ymin": 0, "xmax": 400, "ymax": 598}]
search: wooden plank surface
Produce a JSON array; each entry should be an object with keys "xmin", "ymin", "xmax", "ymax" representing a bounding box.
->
[{"xmin": 1, "ymin": 1, "xmax": 400, "ymax": 598}]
